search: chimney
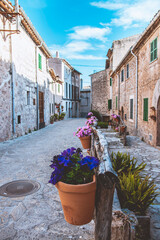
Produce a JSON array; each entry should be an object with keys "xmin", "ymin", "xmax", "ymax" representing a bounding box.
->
[{"xmin": 56, "ymin": 51, "xmax": 59, "ymax": 58}]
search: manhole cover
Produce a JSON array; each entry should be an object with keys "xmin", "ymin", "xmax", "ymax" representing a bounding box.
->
[{"xmin": 0, "ymin": 180, "xmax": 41, "ymax": 198}]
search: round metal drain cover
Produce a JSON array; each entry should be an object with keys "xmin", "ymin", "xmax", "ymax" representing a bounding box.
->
[{"xmin": 0, "ymin": 180, "xmax": 41, "ymax": 198}]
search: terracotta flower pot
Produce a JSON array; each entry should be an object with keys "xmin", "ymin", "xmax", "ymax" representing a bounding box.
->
[
  {"xmin": 79, "ymin": 135, "xmax": 91, "ymax": 149},
  {"xmin": 56, "ymin": 176, "xmax": 96, "ymax": 225},
  {"xmin": 120, "ymin": 126, "xmax": 125, "ymax": 133}
]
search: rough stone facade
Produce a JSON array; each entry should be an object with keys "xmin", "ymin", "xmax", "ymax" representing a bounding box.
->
[
  {"xmin": 90, "ymin": 69, "xmax": 110, "ymax": 116},
  {"xmin": 112, "ymin": 56, "xmax": 137, "ymax": 135},
  {"xmin": 0, "ymin": 2, "xmax": 56, "ymax": 142},
  {"xmin": 110, "ymin": 11, "xmax": 160, "ymax": 146}
]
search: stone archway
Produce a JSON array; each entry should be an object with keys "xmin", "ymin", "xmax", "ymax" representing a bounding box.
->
[{"xmin": 157, "ymin": 97, "xmax": 160, "ymax": 146}]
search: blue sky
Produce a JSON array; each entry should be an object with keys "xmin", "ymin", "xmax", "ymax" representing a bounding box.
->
[{"xmin": 14, "ymin": 0, "xmax": 160, "ymax": 86}]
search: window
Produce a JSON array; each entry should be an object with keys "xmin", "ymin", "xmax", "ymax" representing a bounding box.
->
[
  {"xmin": 150, "ymin": 38, "xmax": 157, "ymax": 62},
  {"xmin": 52, "ymin": 103, "xmax": 54, "ymax": 113},
  {"xmin": 27, "ymin": 91, "xmax": 30, "ymax": 105},
  {"xmin": 66, "ymin": 102, "xmax": 68, "ymax": 111},
  {"xmin": 143, "ymin": 98, "xmax": 148, "ymax": 121},
  {"xmin": 130, "ymin": 98, "xmax": 133, "ymax": 119},
  {"xmin": 58, "ymin": 84, "xmax": 60, "ymax": 93},
  {"xmin": 66, "ymin": 83, "xmax": 68, "ymax": 98},
  {"xmin": 38, "ymin": 53, "xmax": 42, "ymax": 70},
  {"xmin": 108, "ymin": 99, "xmax": 112, "ymax": 110},
  {"xmin": 121, "ymin": 69, "xmax": 124, "ymax": 82},
  {"xmin": 69, "ymin": 84, "xmax": 71, "ymax": 99},
  {"xmin": 116, "ymin": 96, "xmax": 118, "ymax": 110},
  {"xmin": 126, "ymin": 64, "xmax": 129, "ymax": 79},
  {"xmin": 49, "ymin": 103, "xmax": 51, "ymax": 114},
  {"xmin": 18, "ymin": 115, "xmax": 21, "ymax": 124},
  {"xmin": 110, "ymin": 78, "xmax": 112, "ymax": 86},
  {"xmin": 33, "ymin": 98, "xmax": 36, "ymax": 105}
]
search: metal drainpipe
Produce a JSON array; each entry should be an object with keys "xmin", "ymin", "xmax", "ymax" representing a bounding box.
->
[
  {"xmin": 131, "ymin": 48, "xmax": 138, "ymax": 131},
  {"xmin": 35, "ymin": 42, "xmax": 43, "ymax": 130},
  {"xmin": 9, "ymin": 24, "xmax": 15, "ymax": 135}
]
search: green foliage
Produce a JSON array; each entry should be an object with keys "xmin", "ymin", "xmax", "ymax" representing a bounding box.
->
[
  {"xmin": 54, "ymin": 113, "xmax": 59, "ymax": 120},
  {"xmin": 90, "ymin": 110, "xmax": 102, "ymax": 121},
  {"xmin": 97, "ymin": 121, "xmax": 108, "ymax": 128},
  {"xmin": 59, "ymin": 112, "xmax": 66, "ymax": 120},
  {"xmin": 111, "ymin": 152, "xmax": 146, "ymax": 176},
  {"xmin": 111, "ymin": 151, "xmax": 158, "ymax": 215},
  {"xmin": 50, "ymin": 115, "xmax": 54, "ymax": 123},
  {"xmin": 28, "ymin": 128, "xmax": 31, "ymax": 133},
  {"xmin": 118, "ymin": 172, "xmax": 158, "ymax": 215},
  {"xmin": 34, "ymin": 127, "xmax": 37, "ymax": 131}
]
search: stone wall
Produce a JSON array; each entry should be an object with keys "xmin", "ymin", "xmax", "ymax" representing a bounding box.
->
[
  {"xmin": 112, "ymin": 56, "xmax": 137, "ymax": 135},
  {"xmin": 137, "ymin": 25, "xmax": 160, "ymax": 146},
  {"xmin": 0, "ymin": 14, "xmax": 54, "ymax": 141},
  {"xmin": 91, "ymin": 69, "xmax": 110, "ymax": 116}
]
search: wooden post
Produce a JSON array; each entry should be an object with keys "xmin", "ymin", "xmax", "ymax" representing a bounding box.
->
[{"xmin": 91, "ymin": 130, "xmax": 118, "ymax": 240}]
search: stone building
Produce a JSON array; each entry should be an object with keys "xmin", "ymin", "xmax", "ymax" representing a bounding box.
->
[
  {"xmin": 90, "ymin": 35, "xmax": 139, "ymax": 119},
  {"xmin": 0, "ymin": 0, "xmax": 60, "ymax": 142},
  {"xmin": 80, "ymin": 86, "xmax": 91, "ymax": 117},
  {"xmin": 90, "ymin": 66, "xmax": 110, "ymax": 117},
  {"xmin": 49, "ymin": 54, "xmax": 81, "ymax": 118},
  {"xmin": 111, "ymin": 11, "xmax": 160, "ymax": 147}
]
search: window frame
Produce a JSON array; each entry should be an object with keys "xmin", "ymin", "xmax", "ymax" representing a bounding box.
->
[
  {"xmin": 126, "ymin": 64, "xmax": 129, "ymax": 79},
  {"xmin": 143, "ymin": 98, "xmax": 148, "ymax": 121},
  {"xmin": 150, "ymin": 37, "xmax": 158, "ymax": 63},
  {"xmin": 108, "ymin": 99, "xmax": 112, "ymax": 110},
  {"xmin": 121, "ymin": 69, "xmax": 124, "ymax": 82},
  {"xmin": 38, "ymin": 53, "xmax": 42, "ymax": 70}
]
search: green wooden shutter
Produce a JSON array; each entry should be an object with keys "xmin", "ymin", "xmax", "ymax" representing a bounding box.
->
[
  {"xmin": 130, "ymin": 99, "xmax": 133, "ymax": 119},
  {"xmin": 38, "ymin": 54, "xmax": 42, "ymax": 70},
  {"xmin": 116, "ymin": 96, "xmax": 118, "ymax": 109},
  {"xmin": 150, "ymin": 38, "xmax": 157, "ymax": 62},
  {"xmin": 58, "ymin": 84, "xmax": 60, "ymax": 93},
  {"xmin": 110, "ymin": 78, "xmax": 112, "ymax": 86},
  {"xmin": 108, "ymin": 99, "xmax": 112, "ymax": 110},
  {"xmin": 143, "ymin": 98, "xmax": 148, "ymax": 121}
]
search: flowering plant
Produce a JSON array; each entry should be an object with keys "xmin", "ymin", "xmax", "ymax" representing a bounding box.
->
[
  {"xmin": 74, "ymin": 125, "xmax": 92, "ymax": 138},
  {"xmin": 111, "ymin": 114, "xmax": 120, "ymax": 119},
  {"xmin": 49, "ymin": 148, "xmax": 100, "ymax": 185},
  {"xmin": 88, "ymin": 112, "xmax": 93, "ymax": 117},
  {"xmin": 85, "ymin": 116, "xmax": 97, "ymax": 126}
]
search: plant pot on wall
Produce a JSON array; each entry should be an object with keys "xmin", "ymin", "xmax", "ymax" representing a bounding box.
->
[
  {"xmin": 79, "ymin": 135, "xmax": 91, "ymax": 149},
  {"xmin": 55, "ymin": 176, "xmax": 96, "ymax": 225}
]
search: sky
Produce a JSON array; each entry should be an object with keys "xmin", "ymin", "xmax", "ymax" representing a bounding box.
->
[{"xmin": 12, "ymin": 0, "xmax": 160, "ymax": 86}]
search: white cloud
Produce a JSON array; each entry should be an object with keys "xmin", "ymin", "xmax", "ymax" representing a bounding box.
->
[
  {"xmin": 90, "ymin": 0, "xmax": 160, "ymax": 28},
  {"xmin": 49, "ymin": 41, "xmax": 105, "ymax": 60},
  {"xmin": 68, "ymin": 26, "xmax": 111, "ymax": 42},
  {"xmin": 90, "ymin": 1, "xmax": 128, "ymax": 10}
]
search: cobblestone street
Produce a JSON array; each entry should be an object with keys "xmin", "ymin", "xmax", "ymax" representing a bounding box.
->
[
  {"xmin": 0, "ymin": 119, "xmax": 94, "ymax": 240},
  {"xmin": 109, "ymin": 136, "xmax": 160, "ymax": 240}
]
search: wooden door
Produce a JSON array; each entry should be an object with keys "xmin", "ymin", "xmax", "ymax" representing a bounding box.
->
[{"xmin": 39, "ymin": 91, "xmax": 45, "ymax": 129}]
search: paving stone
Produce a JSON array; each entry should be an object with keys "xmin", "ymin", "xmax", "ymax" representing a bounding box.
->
[
  {"xmin": 0, "ymin": 223, "xmax": 17, "ymax": 240},
  {"xmin": 11, "ymin": 203, "xmax": 26, "ymax": 221},
  {"xmin": 0, "ymin": 119, "xmax": 94, "ymax": 239}
]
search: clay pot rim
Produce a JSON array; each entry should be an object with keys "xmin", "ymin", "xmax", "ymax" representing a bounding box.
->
[
  {"xmin": 79, "ymin": 135, "xmax": 91, "ymax": 140},
  {"xmin": 56, "ymin": 175, "xmax": 96, "ymax": 193}
]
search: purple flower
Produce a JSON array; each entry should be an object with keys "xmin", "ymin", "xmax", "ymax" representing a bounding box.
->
[
  {"xmin": 80, "ymin": 156, "xmax": 100, "ymax": 170},
  {"xmin": 88, "ymin": 112, "xmax": 93, "ymax": 116}
]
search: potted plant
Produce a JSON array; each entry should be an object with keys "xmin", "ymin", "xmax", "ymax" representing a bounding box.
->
[
  {"xmin": 85, "ymin": 115, "xmax": 97, "ymax": 127},
  {"xmin": 50, "ymin": 115, "xmax": 54, "ymax": 124},
  {"xmin": 49, "ymin": 147, "xmax": 100, "ymax": 225},
  {"xmin": 120, "ymin": 126, "xmax": 126, "ymax": 133},
  {"xmin": 111, "ymin": 114, "xmax": 120, "ymax": 123},
  {"xmin": 74, "ymin": 126, "xmax": 92, "ymax": 149}
]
